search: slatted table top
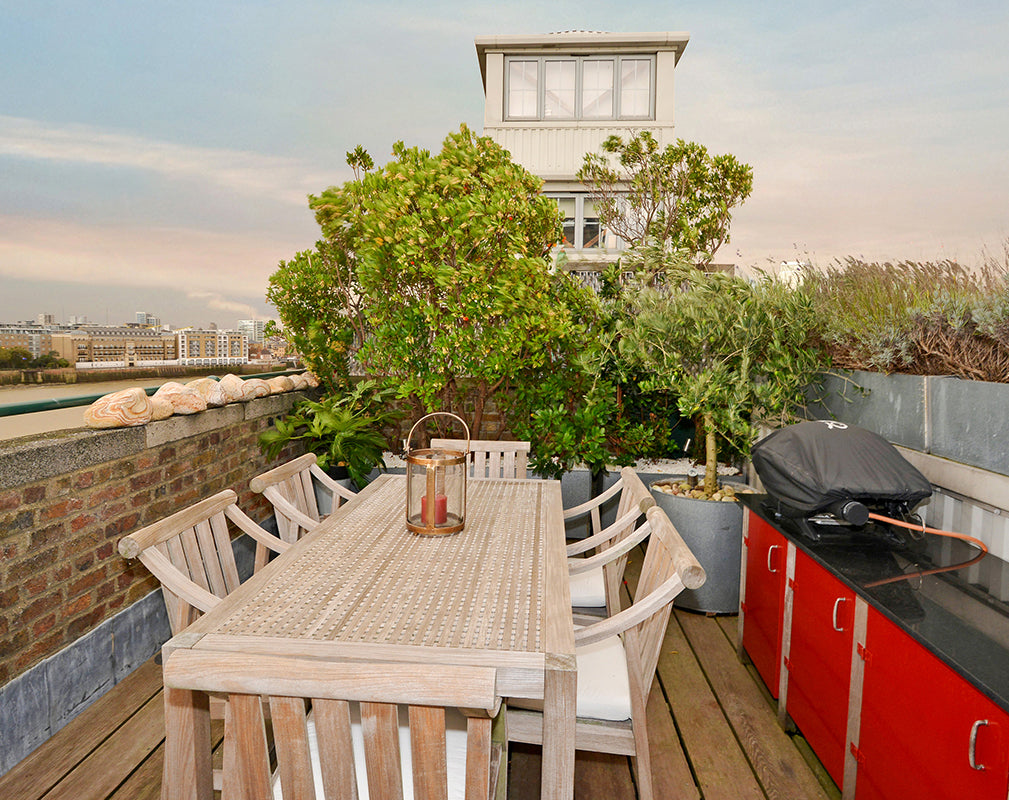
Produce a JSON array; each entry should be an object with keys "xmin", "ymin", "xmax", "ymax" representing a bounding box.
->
[
  {"xmin": 174, "ymin": 474, "xmax": 573, "ymax": 673},
  {"xmin": 216, "ymin": 475, "xmax": 547, "ymax": 652}
]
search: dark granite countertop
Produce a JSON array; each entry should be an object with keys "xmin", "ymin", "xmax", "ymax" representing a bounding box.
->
[{"xmin": 740, "ymin": 494, "xmax": 1009, "ymax": 714}]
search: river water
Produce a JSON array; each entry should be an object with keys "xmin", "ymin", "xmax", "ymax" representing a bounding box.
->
[{"xmin": 0, "ymin": 378, "xmax": 168, "ymax": 441}]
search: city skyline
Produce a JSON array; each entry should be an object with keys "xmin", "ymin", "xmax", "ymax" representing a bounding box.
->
[{"xmin": 1, "ymin": 1, "xmax": 1007, "ymax": 327}]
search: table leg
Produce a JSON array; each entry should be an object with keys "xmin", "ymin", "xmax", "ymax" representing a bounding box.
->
[
  {"xmin": 540, "ymin": 664, "xmax": 576, "ymax": 800},
  {"xmin": 162, "ymin": 686, "xmax": 212, "ymax": 800}
]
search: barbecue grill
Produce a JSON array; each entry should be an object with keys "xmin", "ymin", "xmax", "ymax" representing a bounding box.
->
[{"xmin": 751, "ymin": 420, "xmax": 932, "ymax": 544}]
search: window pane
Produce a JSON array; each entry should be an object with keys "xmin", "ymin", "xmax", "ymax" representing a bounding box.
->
[
  {"xmin": 508, "ymin": 60, "xmax": 539, "ymax": 118},
  {"xmin": 544, "ymin": 60, "xmax": 575, "ymax": 119},
  {"xmin": 581, "ymin": 60, "xmax": 614, "ymax": 118},
  {"xmin": 620, "ymin": 59, "xmax": 651, "ymax": 117},
  {"xmin": 582, "ymin": 199, "xmax": 602, "ymax": 249},
  {"xmin": 556, "ymin": 197, "xmax": 576, "ymax": 245}
]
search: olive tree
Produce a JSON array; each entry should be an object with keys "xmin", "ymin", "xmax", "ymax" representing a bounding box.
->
[{"xmin": 618, "ymin": 247, "xmax": 827, "ymax": 494}]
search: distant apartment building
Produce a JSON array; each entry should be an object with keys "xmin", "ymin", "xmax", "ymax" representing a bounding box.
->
[
  {"xmin": 176, "ymin": 329, "xmax": 248, "ymax": 367},
  {"xmin": 51, "ymin": 327, "xmax": 177, "ymax": 368},
  {"xmin": 0, "ymin": 324, "xmax": 53, "ymax": 359},
  {"xmin": 237, "ymin": 319, "xmax": 267, "ymax": 345},
  {"xmin": 475, "ymin": 30, "xmax": 689, "ymax": 276}
]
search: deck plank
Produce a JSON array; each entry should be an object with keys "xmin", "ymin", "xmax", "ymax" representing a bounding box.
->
[
  {"xmin": 657, "ymin": 610, "xmax": 767, "ymax": 800},
  {"xmin": 42, "ymin": 689, "xmax": 165, "ymax": 800},
  {"xmin": 677, "ymin": 609, "xmax": 832, "ymax": 800},
  {"xmin": 645, "ymin": 681, "xmax": 700, "ymax": 800},
  {"xmin": 0, "ymin": 658, "xmax": 163, "ymax": 800}
]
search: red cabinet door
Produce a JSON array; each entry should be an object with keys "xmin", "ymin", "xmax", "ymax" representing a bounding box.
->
[
  {"xmin": 786, "ymin": 551, "xmax": 855, "ymax": 788},
  {"xmin": 855, "ymin": 609, "xmax": 1009, "ymax": 800},
  {"xmin": 741, "ymin": 512, "xmax": 787, "ymax": 697}
]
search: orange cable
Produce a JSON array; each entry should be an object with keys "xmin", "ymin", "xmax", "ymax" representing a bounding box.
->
[{"xmin": 864, "ymin": 511, "xmax": 988, "ymax": 588}]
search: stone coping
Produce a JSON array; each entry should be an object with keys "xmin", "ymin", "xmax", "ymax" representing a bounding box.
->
[{"xmin": 0, "ymin": 392, "xmax": 303, "ymax": 492}]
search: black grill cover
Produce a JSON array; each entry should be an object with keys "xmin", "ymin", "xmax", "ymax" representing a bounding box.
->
[{"xmin": 751, "ymin": 421, "xmax": 932, "ymax": 515}]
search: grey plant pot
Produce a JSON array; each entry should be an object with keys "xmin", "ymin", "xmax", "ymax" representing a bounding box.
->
[{"xmin": 650, "ymin": 477, "xmax": 746, "ymax": 614}]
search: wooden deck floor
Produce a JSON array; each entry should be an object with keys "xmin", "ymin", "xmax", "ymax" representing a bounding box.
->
[{"xmin": 1, "ymin": 551, "xmax": 840, "ymax": 800}]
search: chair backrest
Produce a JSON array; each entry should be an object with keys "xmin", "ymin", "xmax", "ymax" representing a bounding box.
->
[
  {"xmin": 118, "ymin": 489, "xmax": 288, "ymax": 635},
  {"xmin": 163, "ymin": 651, "xmax": 502, "ymax": 800},
  {"xmin": 575, "ymin": 504, "xmax": 705, "ymax": 704},
  {"xmin": 250, "ymin": 454, "xmax": 358, "ymax": 550},
  {"xmin": 430, "ymin": 438, "xmax": 531, "ymax": 479},
  {"xmin": 566, "ymin": 467, "xmax": 656, "ymax": 613}
]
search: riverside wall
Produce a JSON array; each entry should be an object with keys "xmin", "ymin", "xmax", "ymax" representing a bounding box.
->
[{"xmin": 0, "ymin": 392, "xmax": 306, "ymax": 772}]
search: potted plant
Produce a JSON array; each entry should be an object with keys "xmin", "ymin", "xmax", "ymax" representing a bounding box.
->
[
  {"xmin": 617, "ymin": 248, "xmax": 826, "ymax": 610},
  {"xmin": 259, "ymin": 380, "xmax": 400, "ymax": 490}
]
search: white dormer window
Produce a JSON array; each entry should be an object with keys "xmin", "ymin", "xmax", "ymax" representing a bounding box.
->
[{"xmin": 506, "ymin": 55, "xmax": 654, "ymax": 121}]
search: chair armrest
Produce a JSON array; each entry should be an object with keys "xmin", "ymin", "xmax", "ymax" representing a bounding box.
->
[
  {"xmin": 561, "ymin": 478, "xmax": 624, "ymax": 521},
  {"xmin": 567, "ymin": 517, "xmax": 652, "ymax": 575},
  {"xmin": 573, "ymin": 572, "xmax": 687, "ymax": 648},
  {"xmin": 309, "ymin": 463, "xmax": 358, "ymax": 504},
  {"xmin": 224, "ymin": 504, "xmax": 290, "ymax": 555},
  {"xmin": 566, "ymin": 506, "xmax": 642, "ymax": 557},
  {"xmin": 137, "ymin": 548, "xmax": 223, "ymax": 614}
]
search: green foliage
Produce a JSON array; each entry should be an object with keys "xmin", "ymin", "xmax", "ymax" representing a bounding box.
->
[
  {"xmin": 258, "ymin": 380, "xmax": 401, "ymax": 487},
  {"xmin": 0, "ymin": 348, "xmax": 68, "ymax": 369},
  {"xmin": 265, "ymin": 238, "xmax": 363, "ymax": 390},
  {"xmin": 617, "ymin": 246, "xmax": 827, "ymax": 492},
  {"xmin": 577, "ymin": 132, "xmax": 753, "ymax": 263},
  {"xmin": 303, "ymin": 124, "xmax": 582, "ymax": 438}
]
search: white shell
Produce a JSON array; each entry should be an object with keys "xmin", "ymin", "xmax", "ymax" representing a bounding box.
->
[
  {"xmin": 186, "ymin": 378, "xmax": 228, "ymax": 408},
  {"xmin": 267, "ymin": 375, "xmax": 295, "ymax": 394},
  {"xmin": 243, "ymin": 378, "xmax": 272, "ymax": 398},
  {"xmin": 149, "ymin": 395, "xmax": 175, "ymax": 420},
  {"xmin": 218, "ymin": 373, "xmax": 247, "ymax": 402},
  {"xmin": 84, "ymin": 388, "xmax": 153, "ymax": 428},
  {"xmin": 154, "ymin": 382, "xmax": 208, "ymax": 415}
]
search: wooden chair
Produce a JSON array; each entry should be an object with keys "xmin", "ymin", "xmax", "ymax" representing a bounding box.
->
[
  {"xmin": 118, "ymin": 489, "xmax": 290, "ymax": 635},
  {"xmin": 249, "ymin": 453, "xmax": 357, "ymax": 557},
  {"xmin": 162, "ymin": 651, "xmax": 504, "ymax": 800},
  {"xmin": 507, "ymin": 505, "xmax": 705, "ymax": 800},
  {"xmin": 430, "ymin": 438, "xmax": 531, "ymax": 479},
  {"xmin": 565, "ymin": 467, "xmax": 656, "ymax": 616}
]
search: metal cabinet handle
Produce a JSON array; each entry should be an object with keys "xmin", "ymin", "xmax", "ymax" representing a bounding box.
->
[
  {"xmin": 969, "ymin": 719, "xmax": 989, "ymax": 770},
  {"xmin": 832, "ymin": 597, "xmax": 847, "ymax": 631},
  {"xmin": 767, "ymin": 545, "xmax": 781, "ymax": 573}
]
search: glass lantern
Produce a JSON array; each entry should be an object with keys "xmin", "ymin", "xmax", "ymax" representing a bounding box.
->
[{"xmin": 405, "ymin": 412, "xmax": 469, "ymax": 535}]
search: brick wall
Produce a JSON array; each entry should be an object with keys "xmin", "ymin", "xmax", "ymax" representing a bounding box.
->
[{"xmin": 0, "ymin": 391, "xmax": 306, "ymax": 688}]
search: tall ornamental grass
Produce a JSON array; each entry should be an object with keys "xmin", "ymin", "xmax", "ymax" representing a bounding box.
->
[{"xmin": 805, "ymin": 245, "xmax": 1009, "ymax": 382}]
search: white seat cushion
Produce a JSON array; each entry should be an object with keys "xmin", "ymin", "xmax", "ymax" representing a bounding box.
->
[
  {"xmin": 274, "ymin": 703, "xmax": 470, "ymax": 799},
  {"xmin": 568, "ymin": 564, "xmax": 606, "ymax": 607},
  {"xmin": 575, "ymin": 634, "xmax": 633, "ymax": 722}
]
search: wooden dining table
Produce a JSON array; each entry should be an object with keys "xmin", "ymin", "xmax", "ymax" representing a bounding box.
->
[{"xmin": 161, "ymin": 473, "xmax": 576, "ymax": 800}]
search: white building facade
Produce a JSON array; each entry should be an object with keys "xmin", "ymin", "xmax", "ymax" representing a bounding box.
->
[{"xmin": 475, "ymin": 31, "xmax": 689, "ymax": 276}]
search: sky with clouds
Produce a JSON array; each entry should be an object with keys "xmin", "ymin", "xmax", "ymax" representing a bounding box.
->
[{"xmin": 1, "ymin": 0, "xmax": 1006, "ymax": 328}]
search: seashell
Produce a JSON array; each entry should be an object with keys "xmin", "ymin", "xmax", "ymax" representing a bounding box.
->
[
  {"xmin": 84, "ymin": 388, "xmax": 153, "ymax": 429},
  {"xmin": 186, "ymin": 378, "xmax": 227, "ymax": 408},
  {"xmin": 243, "ymin": 378, "xmax": 271, "ymax": 399},
  {"xmin": 218, "ymin": 373, "xmax": 247, "ymax": 402},
  {"xmin": 149, "ymin": 395, "xmax": 174, "ymax": 420},
  {"xmin": 267, "ymin": 375, "xmax": 295, "ymax": 394},
  {"xmin": 154, "ymin": 382, "xmax": 208, "ymax": 415}
]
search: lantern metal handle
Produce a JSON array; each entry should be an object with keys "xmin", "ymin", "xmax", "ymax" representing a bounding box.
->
[{"xmin": 405, "ymin": 412, "xmax": 471, "ymax": 456}]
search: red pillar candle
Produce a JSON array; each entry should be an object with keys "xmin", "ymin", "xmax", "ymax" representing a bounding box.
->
[{"xmin": 421, "ymin": 493, "xmax": 448, "ymax": 525}]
